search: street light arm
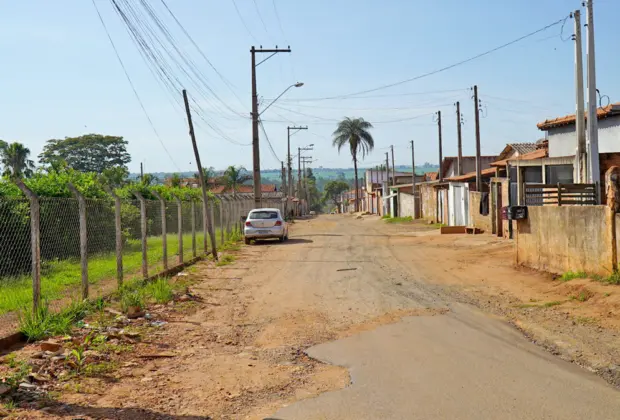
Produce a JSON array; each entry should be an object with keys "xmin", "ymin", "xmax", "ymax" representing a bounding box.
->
[{"xmin": 259, "ymin": 82, "xmax": 304, "ymax": 117}]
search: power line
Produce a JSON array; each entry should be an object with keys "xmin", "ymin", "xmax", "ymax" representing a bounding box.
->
[
  {"xmin": 305, "ymin": 17, "xmax": 568, "ymax": 100},
  {"xmin": 252, "ymin": 0, "xmax": 272, "ymax": 40},
  {"xmin": 91, "ymin": 0, "xmax": 180, "ymax": 171},
  {"xmin": 231, "ymin": 0, "xmax": 259, "ymax": 42},
  {"xmin": 270, "ymin": 88, "xmax": 469, "ymax": 103},
  {"xmin": 272, "ymin": 0, "xmax": 287, "ymax": 43},
  {"xmin": 258, "ymin": 119, "xmax": 281, "ymax": 163}
]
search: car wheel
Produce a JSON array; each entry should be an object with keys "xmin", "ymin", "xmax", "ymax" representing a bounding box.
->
[
  {"xmin": 244, "ymin": 237, "xmax": 251, "ymax": 245},
  {"xmin": 279, "ymin": 236, "xmax": 285, "ymax": 243}
]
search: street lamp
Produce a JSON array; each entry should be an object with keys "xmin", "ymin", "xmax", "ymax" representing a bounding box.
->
[
  {"xmin": 259, "ymin": 82, "xmax": 304, "ymax": 117},
  {"xmin": 252, "ymin": 81, "xmax": 304, "ymax": 206}
]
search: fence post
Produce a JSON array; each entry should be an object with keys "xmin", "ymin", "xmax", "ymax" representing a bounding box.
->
[
  {"xmin": 104, "ymin": 186, "xmax": 123, "ymax": 288},
  {"xmin": 173, "ymin": 194, "xmax": 183, "ymax": 265},
  {"xmin": 218, "ymin": 198, "xmax": 225, "ymax": 244},
  {"xmin": 202, "ymin": 197, "xmax": 208, "ymax": 253},
  {"xmin": 210, "ymin": 201, "xmax": 216, "ymax": 247},
  {"xmin": 152, "ymin": 191, "xmax": 168, "ymax": 270},
  {"xmin": 15, "ymin": 181, "xmax": 41, "ymax": 313},
  {"xmin": 557, "ymin": 183, "xmax": 562, "ymax": 206},
  {"xmin": 133, "ymin": 191, "xmax": 148, "ymax": 279},
  {"xmin": 67, "ymin": 183, "xmax": 88, "ymax": 299},
  {"xmin": 191, "ymin": 200, "xmax": 197, "ymax": 258}
]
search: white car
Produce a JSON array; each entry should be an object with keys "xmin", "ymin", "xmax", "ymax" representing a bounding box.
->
[{"xmin": 244, "ymin": 208, "xmax": 289, "ymax": 244}]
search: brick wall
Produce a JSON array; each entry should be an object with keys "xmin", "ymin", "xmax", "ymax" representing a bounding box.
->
[{"xmin": 469, "ymin": 191, "xmax": 492, "ymax": 232}]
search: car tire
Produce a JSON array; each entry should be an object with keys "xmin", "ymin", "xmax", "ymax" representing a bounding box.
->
[
  {"xmin": 244, "ymin": 237, "xmax": 251, "ymax": 245},
  {"xmin": 279, "ymin": 236, "xmax": 285, "ymax": 243}
]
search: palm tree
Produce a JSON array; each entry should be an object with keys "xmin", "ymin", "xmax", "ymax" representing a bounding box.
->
[
  {"xmin": 332, "ymin": 117, "xmax": 374, "ymax": 211},
  {"xmin": 168, "ymin": 173, "xmax": 182, "ymax": 188},
  {"xmin": 223, "ymin": 165, "xmax": 251, "ymax": 196},
  {"xmin": 1, "ymin": 142, "xmax": 35, "ymax": 179},
  {"xmin": 194, "ymin": 166, "xmax": 216, "ymax": 186}
]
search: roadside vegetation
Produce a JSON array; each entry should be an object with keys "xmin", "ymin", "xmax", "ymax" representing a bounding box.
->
[
  {"xmin": 383, "ymin": 216, "xmax": 413, "ymax": 224},
  {"xmin": 558, "ymin": 269, "xmax": 620, "ymax": 285}
]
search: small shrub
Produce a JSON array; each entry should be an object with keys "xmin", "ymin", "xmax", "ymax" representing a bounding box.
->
[
  {"xmin": 216, "ymin": 254, "xmax": 236, "ymax": 267},
  {"xmin": 543, "ymin": 301, "xmax": 563, "ymax": 307},
  {"xmin": 18, "ymin": 303, "xmax": 78, "ymax": 341},
  {"xmin": 559, "ymin": 271, "xmax": 588, "ymax": 282},
  {"xmin": 120, "ymin": 290, "xmax": 145, "ymax": 313},
  {"xmin": 144, "ymin": 278, "xmax": 174, "ymax": 304},
  {"xmin": 603, "ymin": 271, "xmax": 620, "ymax": 285}
]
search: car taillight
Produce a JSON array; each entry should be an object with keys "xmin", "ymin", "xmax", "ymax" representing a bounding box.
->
[
  {"xmin": 275, "ymin": 220, "xmax": 282, "ymax": 226},
  {"xmin": 245, "ymin": 221, "xmax": 252, "ymax": 227}
]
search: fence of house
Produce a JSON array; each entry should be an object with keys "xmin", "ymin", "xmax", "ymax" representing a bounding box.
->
[
  {"xmin": 0, "ymin": 187, "xmax": 285, "ymax": 339},
  {"xmin": 524, "ymin": 183, "xmax": 598, "ymax": 206}
]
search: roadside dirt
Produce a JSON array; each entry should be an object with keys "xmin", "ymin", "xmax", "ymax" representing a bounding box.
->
[{"xmin": 3, "ymin": 214, "xmax": 619, "ymax": 419}]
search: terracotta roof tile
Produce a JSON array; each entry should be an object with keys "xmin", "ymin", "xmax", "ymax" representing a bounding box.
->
[
  {"xmin": 537, "ymin": 103, "xmax": 620, "ymax": 130},
  {"xmin": 491, "ymin": 148, "xmax": 548, "ymax": 167},
  {"xmin": 444, "ymin": 167, "xmax": 496, "ymax": 182}
]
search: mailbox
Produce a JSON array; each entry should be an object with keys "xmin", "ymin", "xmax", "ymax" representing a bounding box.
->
[{"xmin": 511, "ymin": 206, "xmax": 528, "ymax": 220}]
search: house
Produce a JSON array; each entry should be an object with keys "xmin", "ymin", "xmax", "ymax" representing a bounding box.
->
[{"xmin": 440, "ymin": 156, "xmax": 498, "ymax": 179}]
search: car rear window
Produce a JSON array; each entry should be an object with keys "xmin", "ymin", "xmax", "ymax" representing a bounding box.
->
[{"xmin": 249, "ymin": 211, "xmax": 278, "ymax": 220}]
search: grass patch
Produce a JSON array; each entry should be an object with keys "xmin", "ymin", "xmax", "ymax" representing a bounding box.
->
[
  {"xmin": 517, "ymin": 300, "xmax": 563, "ymax": 309},
  {"xmin": 216, "ymin": 254, "xmax": 236, "ymax": 267},
  {"xmin": 384, "ymin": 216, "xmax": 413, "ymax": 224},
  {"xmin": 18, "ymin": 300, "xmax": 90, "ymax": 341},
  {"xmin": 575, "ymin": 316, "xmax": 596, "ymax": 325},
  {"xmin": 559, "ymin": 271, "xmax": 588, "ymax": 282},
  {"xmin": 542, "ymin": 300, "xmax": 563, "ymax": 307},
  {"xmin": 429, "ymin": 223, "xmax": 447, "ymax": 229},
  {"xmin": 569, "ymin": 291, "xmax": 591, "ymax": 302},
  {"xmin": 83, "ymin": 361, "xmax": 117, "ymax": 377},
  {"xmin": 144, "ymin": 278, "xmax": 174, "ymax": 304},
  {"xmin": 381, "ymin": 215, "xmax": 390, "ymax": 219},
  {"xmin": 601, "ymin": 271, "xmax": 620, "ymax": 285}
]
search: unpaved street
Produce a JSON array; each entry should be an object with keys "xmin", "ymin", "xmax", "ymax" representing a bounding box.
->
[{"xmin": 27, "ymin": 214, "xmax": 620, "ymax": 419}]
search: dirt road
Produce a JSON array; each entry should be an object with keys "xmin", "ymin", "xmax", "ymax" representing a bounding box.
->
[{"xmin": 26, "ymin": 214, "xmax": 620, "ymax": 419}]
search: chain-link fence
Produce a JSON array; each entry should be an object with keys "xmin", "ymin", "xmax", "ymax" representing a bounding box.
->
[{"xmin": 0, "ymin": 187, "xmax": 274, "ymax": 339}]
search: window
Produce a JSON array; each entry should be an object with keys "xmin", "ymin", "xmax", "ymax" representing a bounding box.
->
[
  {"xmin": 546, "ymin": 165, "xmax": 573, "ymax": 184},
  {"xmin": 249, "ymin": 211, "xmax": 278, "ymax": 220}
]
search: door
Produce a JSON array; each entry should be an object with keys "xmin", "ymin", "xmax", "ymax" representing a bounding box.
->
[{"xmin": 454, "ymin": 186, "xmax": 464, "ymax": 226}]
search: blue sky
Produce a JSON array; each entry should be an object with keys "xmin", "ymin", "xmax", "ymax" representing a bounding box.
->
[{"xmin": 1, "ymin": 0, "xmax": 619, "ymax": 174}]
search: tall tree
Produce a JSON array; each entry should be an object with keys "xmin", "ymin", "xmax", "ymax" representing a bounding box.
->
[
  {"xmin": 100, "ymin": 166, "xmax": 129, "ymax": 187},
  {"xmin": 39, "ymin": 134, "xmax": 131, "ymax": 173},
  {"xmin": 168, "ymin": 173, "xmax": 182, "ymax": 187},
  {"xmin": 332, "ymin": 117, "xmax": 374, "ymax": 211},
  {"xmin": 195, "ymin": 166, "xmax": 216, "ymax": 186},
  {"xmin": 323, "ymin": 180, "xmax": 350, "ymax": 207},
  {"xmin": 1, "ymin": 142, "xmax": 35, "ymax": 179},
  {"xmin": 141, "ymin": 173, "xmax": 159, "ymax": 186},
  {"xmin": 223, "ymin": 165, "xmax": 251, "ymax": 196}
]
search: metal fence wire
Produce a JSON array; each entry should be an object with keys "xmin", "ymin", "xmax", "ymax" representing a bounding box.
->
[{"xmin": 0, "ymin": 192, "xmax": 270, "ymax": 339}]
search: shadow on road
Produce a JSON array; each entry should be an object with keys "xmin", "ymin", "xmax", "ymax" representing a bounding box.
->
[
  {"xmin": 39, "ymin": 403, "xmax": 212, "ymax": 419},
  {"xmin": 295, "ymin": 234, "xmax": 343, "ymax": 237},
  {"xmin": 252, "ymin": 238, "xmax": 313, "ymax": 245}
]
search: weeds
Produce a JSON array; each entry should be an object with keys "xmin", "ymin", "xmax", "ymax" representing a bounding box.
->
[
  {"xmin": 559, "ymin": 271, "xmax": 588, "ymax": 282},
  {"xmin": 602, "ymin": 271, "xmax": 620, "ymax": 285},
  {"xmin": 18, "ymin": 303, "xmax": 85, "ymax": 341},
  {"xmin": 120, "ymin": 290, "xmax": 145, "ymax": 313},
  {"xmin": 429, "ymin": 223, "xmax": 447, "ymax": 229},
  {"xmin": 575, "ymin": 316, "xmax": 596, "ymax": 325},
  {"xmin": 518, "ymin": 300, "xmax": 563, "ymax": 309},
  {"xmin": 542, "ymin": 301, "xmax": 563, "ymax": 307},
  {"xmin": 216, "ymin": 255, "xmax": 236, "ymax": 267},
  {"xmin": 69, "ymin": 347, "xmax": 86, "ymax": 372},
  {"xmin": 144, "ymin": 278, "xmax": 174, "ymax": 304},
  {"xmin": 384, "ymin": 216, "xmax": 413, "ymax": 224},
  {"xmin": 2, "ymin": 399, "xmax": 16, "ymax": 411},
  {"xmin": 83, "ymin": 361, "xmax": 116, "ymax": 377},
  {"xmin": 2, "ymin": 357, "xmax": 31, "ymax": 389}
]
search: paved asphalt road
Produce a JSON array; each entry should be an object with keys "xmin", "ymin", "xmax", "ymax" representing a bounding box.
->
[{"xmin": 267, "ymin": 216, "xmax": 620, "ymax": 420}]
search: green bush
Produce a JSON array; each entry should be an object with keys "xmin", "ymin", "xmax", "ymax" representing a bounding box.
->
[
  {"xmin": 18, "ymin": 301, "xmax": 88, "ymax": 341},
  {"xmin": 144, "ymin": 278, "xmax": 174, "ymax": 304}
]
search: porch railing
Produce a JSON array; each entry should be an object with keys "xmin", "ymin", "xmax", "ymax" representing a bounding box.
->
[{"xmin": 524, "ymin": 183, "xmax": 598, "ymax": 206}]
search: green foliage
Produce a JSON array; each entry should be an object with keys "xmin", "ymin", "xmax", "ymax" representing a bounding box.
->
[
  {"xmin": 222, "ymin": 165, "xmax": 251, "ymax": 194},
  {"xmin": 559, "ymin": 271, "xmax": 588, "ymax": 282},
  {"xmin": 323, "ymin": 180, "xmax": 350, "ymax": 205},
  {"xmin": 168, "ymin": 173, "xmax": 182, "ymax": 188},
  {"xmin": 100, "ymin": 166, "xmax": 129, "ymax": 188},
  {"xmin": 216, "ymin": 254, "xmax": 236, "ymax": 267},
  {"xmin": 1, "ymin": 142, "xmax": 35, "ymax": 179},
  {"xmin": 120, "ymin": 288, "xmax": 145, "ymax": 313},
  {"xmin": 38, "ymin": 134, "xmax": 131, "ymax": 173},
  {"xmin": 602, "ymin": 271, "xmax": 620, "ymax": 285},
  {"xmin": 18, "ymin": 301, "xmax": 87, "ymax": 341},
  {"xmin": 384, "ymin": 216, "xmax": 413, "ymax": 224},
  {"xmin": 144, "ymin": 278, "xmax": 174, "ymax": 304}
]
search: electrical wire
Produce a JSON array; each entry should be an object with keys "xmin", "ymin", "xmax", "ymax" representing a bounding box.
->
[
  {"xmin": 270, "ymin": 88, "xmax": 469, "ymax": 103},
  {"xmin": 252, "ymin": 0, "xmax": 272, "ymax": 41},
  {"xmin": 258, "ymin": 119, "xmax": 281, "ymax": 163},
  {"xmin": 272, "ymin": 0, "xmax": 287, "ymax": 43},
  {"xmin": 231, "ymin": 0, "xmax": 259, "ymax": 43},
  {"xmin": 304, "ymin": 17, "xmax": 569, "ymax": 100},
  {"xmin": 91, "ymin": 0, "xmax": 181, "ymax": 171}
]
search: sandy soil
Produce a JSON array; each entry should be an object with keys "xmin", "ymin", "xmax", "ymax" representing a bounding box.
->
[{"xmin": 3, "ymin": 214, "xmax": 620, "ymax": 418}]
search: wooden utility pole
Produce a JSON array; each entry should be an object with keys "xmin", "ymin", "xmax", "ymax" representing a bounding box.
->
[
  {"xmin": 390, "ymin": 145, "xmax": 396, "ymax": 186},
  {"xmin": 287, "ymin": 125, "xmax": 307, "ymax": 197},
  {"xmin": 140, "ymin": 162, "xmax": 144, "ymax": 183},
  {"xmin": 437, "ymin": 111, "xmax": 443, "ymax": 183},
  {"xmin": 183, "ymin": 89, "xmax": 218, "ymax": 260},
  {"xmin": 251, "ymin": 46, "xmax": 292, "ymax": 206},
  {"xmin": 473, "ymin": 86, "xmax": 482, "ymax": 191},
  {"xmin": 411, "ymin": 140, "xmax": 416, "ymax": 195},
  {"xmin": 297, "ymin": 147, "xmax": 302, "ymax": 197},
  {"xmin": 456, "ymin": 101, "xmax": 463, "ymax": 176}
]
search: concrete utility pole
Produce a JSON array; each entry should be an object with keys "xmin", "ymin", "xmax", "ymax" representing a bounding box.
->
[
  {"xmin": 585, "ymin": 1, "xmax": 601, "ymax": 187},
  {"xmin": 573, "ymin": 10, "xmax": 587, "ymax": 183},
  {"xmin": 410, "ymin": 140, "xmax": 416, "ymax": 195},
  {"xmin": 473, "ymin": 86, "xmax": 482, "ymax": 191},
  {"xmin": 436, "ymin": 111, "xmax": 443, "ymax": 183},
  {"xmin": 287, "ymin": 125, "xmax": 307, "ymax": 197},
  {"xmin": 140, "ymin": 162, "xmax": 144, "ymax": 183},
  {"xmin": 385, "ymin": 152, "xmax": 390, "ymax": 215},
  {"xmin": 456, "ymin": 101, "xmax": 463, "ymax": 176},
  {"xmin": 251, "ymin": 46, "xmax": 292, "ymax": 206},
  {"xmin": 182, "ymin": 89, "xmax": 217, "ymax": 260},
  {"xmin": 297, "ymin": 147, "xmax": 302, "ymax": 197},
  {"xmin": 390, "ymin": 145, "xmax": 396, "ymax": 186},
  {"xmin": 281, "ymin": 161, "xmax": 286, "ymax": 196}
]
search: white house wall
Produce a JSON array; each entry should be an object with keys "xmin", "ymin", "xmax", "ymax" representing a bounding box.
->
[{"xmin": 548, "ymin": 116, "xmax": 620, "ymax": 157}]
